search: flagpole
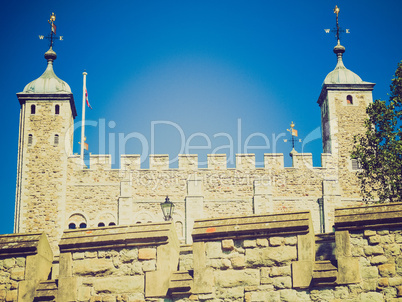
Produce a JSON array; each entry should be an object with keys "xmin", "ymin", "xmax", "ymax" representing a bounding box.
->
[{"xmin": 80, "ymin": 71, "xmax": 87, "ymax": 168}]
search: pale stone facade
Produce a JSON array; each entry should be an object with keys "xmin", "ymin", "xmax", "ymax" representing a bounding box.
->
[{"xmin": 13, "ymin": 41, "xmax": 375, "ymax": 255}]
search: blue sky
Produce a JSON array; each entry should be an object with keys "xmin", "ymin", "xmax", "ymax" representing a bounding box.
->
[{"xmin": 0, "ymin": 0, "xmax": 401, "ymax": 234}]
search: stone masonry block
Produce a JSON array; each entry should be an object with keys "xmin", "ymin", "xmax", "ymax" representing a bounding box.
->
[
  {"xmin": 149, "ymin": 154, "xmax": 169, "ymax": 170},
  {"xmin": 379, "ymin": 263, "xmax": 396, "ymax": 277},
  {"xmin": 187, "ymin": 175, "xmax": 203, "ymax": 196},
  {"xmin": 90, "ymin": 154, "xmax": 112, "ymax": 170},
  {"xmin": 179, "ymin": 154, "xmax": 198, "ymax": 170},
  {"xmin": 207, "ymin": 154, "xmax": 226, "ymax": 170},
  {"xmin": 94, "ymin": 276, "xmax": 144, "ymax": 294},
  {"xmin": 337, "ymin": 256, "xmax": 360, "ymax": 284},
  {"xmin": 206, "ymin": 241, "xmax": 222, "ymax": 259},
  {"xmin": 222, "ymin": 239, "xmax": 234, "ymax": 250},
  {"xmin": 236, "ymin": 154, "xmax": 255, "ymax": 170},
  {"xmin": 120, "ymin": 154, "xmax": 140, "ymax": 170},
  {"xmin": 292, "ymin": 261, "xmax": 313, "ymax": 289},
  {"xmin": 256, "ymin": 238, "xmax": 268, "ymax": 247},
  {"xmin": 138, "ymin": 248, "xmax": 156, "ymax": 260},
  {"xmin": 215, "ymin": 269, "xmax": 260, "ymax": 288},
  {"xmin": 264, "ymin": 153, "xmax": 284, "ymax": 169},
  {"xmin": 291, "ymin": 152, "xmax": 313, "ymax": 169}
]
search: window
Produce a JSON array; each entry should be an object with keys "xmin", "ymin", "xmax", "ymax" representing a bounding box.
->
[
  {"xmin": 351, "ymin": 159, "xmax": 361, "ymax": 170},
  {"xmin": 347, "ymin": 95, "xmax": 353, "ymax": 105},
  {"xmin": 54, "ymin": 134, "xmax": 59, "ymax": 146},
  {"xmin": 55, "ymin": 105, "xmax": 60, "ymax": 115},
  {"xmin": 109, "ymin": 222, "xmax": 116, "ymax": 226},
  {"xmin": 31, "ymin": 104, "xmax": 36, "ymax": 114},
  {"xmin": 68, "ymin": 213, "xmax": 87, "ymax": 230},
  {"xmin": 28, "ymin": 134, "xmax": 33, "ymax": 146},
  {"xmin": 98, "ymin": 222, "xmax": 105, "ymax": 227}
]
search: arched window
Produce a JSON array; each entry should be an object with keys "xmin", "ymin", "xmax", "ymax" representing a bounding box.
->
[
  {"xmin": 55, "ymin": 105, "xmax": 60, "ymax": 115},
  {"xmin": 54, "ymin": 134, "xmax": 59, "ymax": 146},
  {"xmin": 31, "ymin": 104, "xmax": 36, "ymax": 114},
  {"xmin": 347, "ymin": 95, "xmax": 353, "ymax": 105},
  {"xmin": 68, "ymin": 213, "xmax": 87, "ymax": 230},
  {"xmin": 98, "ymin": 222, "xmax": 105, "ymax": 227},
  {"xmin": 68, "ymin": 223, "xmax": 76, "ymax": 229},
  {"xmin": 109, "ymin": 222, "xmax": 116, "ymax": 226},
  {"xmin": 28, "ymin": 134, "xmax": 33, "ymax": 146}
]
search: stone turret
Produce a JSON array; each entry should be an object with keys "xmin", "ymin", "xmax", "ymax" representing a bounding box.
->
[
  {"xmin": 317, "ymin": 40, "xmax": 375, "ymax": 200},
  {"xmin": 15, "ymin": 47, "xmax": 76, "ymax": 254}
]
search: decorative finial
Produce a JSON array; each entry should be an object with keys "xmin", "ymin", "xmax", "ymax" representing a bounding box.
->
[
  {"xmin": 324, "ymin": 5, "xmax": 350, "ymax": 43},
  {"xmin": 283, "ymin": 122, "xmax": 302, "ymax": 153},
  {"xmin": 334, "ymin": 5, "xmax": 340, "ymax": 42},
  {"xmin": 39, "ymin": 12, "xmax": 64, "ymax": 49}
]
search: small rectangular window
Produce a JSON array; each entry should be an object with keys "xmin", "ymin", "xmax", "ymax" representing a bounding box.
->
[
  {"xmin": 351, "ymin": 159, "xmax": 361, "ymax": 170},
  {"xmin": 54, "ymin": 134, "xmax": 59, "ymax": 146},
  {"xmin": 28, "ymin": 134, "xmax": 33, "ymax": 146}
]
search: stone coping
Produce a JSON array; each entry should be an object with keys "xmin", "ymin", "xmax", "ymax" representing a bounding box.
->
[
  {"xmin": 192, "ymin": 211, "xmax": 311, "ymax": 242},
  {"xmin": 0, "ymin": 232, "xmax": 46, "ymax": 257},
  {"xmin": 59, "ymin": 222, "xmax": 178, "ymax": 252},
  {"xmin": 334, "ymin": 202, "xmax": 402, "ymax": 231}
]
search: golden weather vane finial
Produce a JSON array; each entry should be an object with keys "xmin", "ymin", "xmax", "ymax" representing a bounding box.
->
[
  {"xmin": 39, "ymin": 12, "xmax": 63, "ymax": 48},
  {"xmin": 324, "ymin": 5, "xmax": 349, "ymax": 41},
  {"xmin": 334, "ymin": 5, "xmax": 340, "ymax": 17}
]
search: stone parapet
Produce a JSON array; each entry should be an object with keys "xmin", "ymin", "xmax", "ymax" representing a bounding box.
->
[
  {"xmin": 264, "ymin": 153, "xmax": 284, "ymax": 169},
  {"xmin": 120, "ymin": 154, "xmax": 141, "ymax": 170},
  {"xmin": 207, "ymin": 154, "xmax": 227, "ymax": 170},
  {"xmin": 57, "ymin": 221, "xmax": 180, "ymax": 301},
  {"xmin": 179, "ymin": 154, "xmax": 198, "ymax": 170},
  {"xmin": 192, "ymin": 211, "xmax": 311, "ymax": 242},
  {"xmin": 84, "ymin": 152, "xmax": 332, "ymax": 170},
  {"xmin": 149, "ymin": 154, "xmax": 169, "ymax": 170},
  {"xmin": 89, "ymin": 154, "xmax": 112, "ymax": 170},
  {"xmin": 334, "ymin": 202, "xmax": 402, "ymax": 231},
  {"xmin": 236, "ymin": 154, "xmax": 255, "ymax": 170},
  {"xmin": 290, "ymin": 151, "xmax": 313, "ymax": 168},
  {"xmin": 59, "ymin": 222, "xmax": 179, "ymax": 252},
  {"xmin": 0, "ymin": 232, "xmax": 53, "ymax": 302}
]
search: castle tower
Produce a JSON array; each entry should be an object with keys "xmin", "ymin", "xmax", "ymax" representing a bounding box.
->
[
  {"xmin": 317, "ymin": 41, "xmax": 375, "ymax": 197},
  {"xmin": 15, "ymin": 47, "xmax": 76, "ymax": 251}
]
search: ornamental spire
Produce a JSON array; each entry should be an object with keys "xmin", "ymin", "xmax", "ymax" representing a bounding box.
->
[
  {"xmin": 38, "ymin": 12, "xmax": 64, "ymax": 49},
  {"xmin": 324, "ymin": 5, "xmax": 350, "ymax": 45}
]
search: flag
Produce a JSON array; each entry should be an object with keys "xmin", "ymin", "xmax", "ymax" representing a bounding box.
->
[
  {"xmin": 292, "ymin": 129, "xmax": 298, "ymax": 137},
  {"xmin": 84, "ymin": 142, "xmax": 89, "ymax": 150},
  {"xmin": 51, "ymin": 23, "xmax": 57, "ymax": 35},
  {"xmin": 85, "ymin": 89, "xmax": 92, "ymax": 109}
]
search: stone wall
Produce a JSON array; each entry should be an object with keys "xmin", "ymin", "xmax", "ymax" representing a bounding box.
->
[
  {"xmin": 56, "ymin": 222, "xmax": 180, "ymax": 301},
  {"xmin": 2, "ymin": 203, "xmax": 402, "ymax": 301},
  {"xmin": 15, "ymin": 94, "xmax": 75, "ymax": 253},
  {"xmin": 0, "ymin": 232, "xmax": 53, "ymax": 302},
  {"xmin": 0, "ymin": 255, "xmax": 25, "ymax": 301},
  {"xmin": 62, "ymin": 150, "xmax": 354, "ymax": 248}
]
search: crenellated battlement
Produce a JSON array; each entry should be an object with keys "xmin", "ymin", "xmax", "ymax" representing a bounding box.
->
[{"xmin": 71, "ymin": 152, "xmax": 338, "ymax": 171}]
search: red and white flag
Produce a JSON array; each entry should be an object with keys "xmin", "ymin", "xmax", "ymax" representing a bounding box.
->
[{"xmin": 85, "ymin": 89, "xmax": 92, "ymax": 109}]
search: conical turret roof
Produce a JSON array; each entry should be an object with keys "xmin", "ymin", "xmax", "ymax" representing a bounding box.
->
[
  {"xmin": 324, "ymin": 41, "xmax": 363, "ymax": 85},
  {"xmin": 22, "ymin": 48, "xmax": 71, "ymax": 94}
]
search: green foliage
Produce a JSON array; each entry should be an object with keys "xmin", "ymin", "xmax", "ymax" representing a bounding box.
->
[{"xmin": 352, "ymin": 61, "xmax": 402, "ymax": 202}]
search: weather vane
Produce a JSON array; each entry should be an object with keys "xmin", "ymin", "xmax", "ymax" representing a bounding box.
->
[
  {"xmin": 39, "ymin": 12, "xmax": 63, "ymax": 48},
  {"xmin": 324, "ymin": 5, "xmax": 350, "ymax": 42},
  {"xmin": 283, "ymin": 121, "xmax": 302, "ymax": 151}
]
